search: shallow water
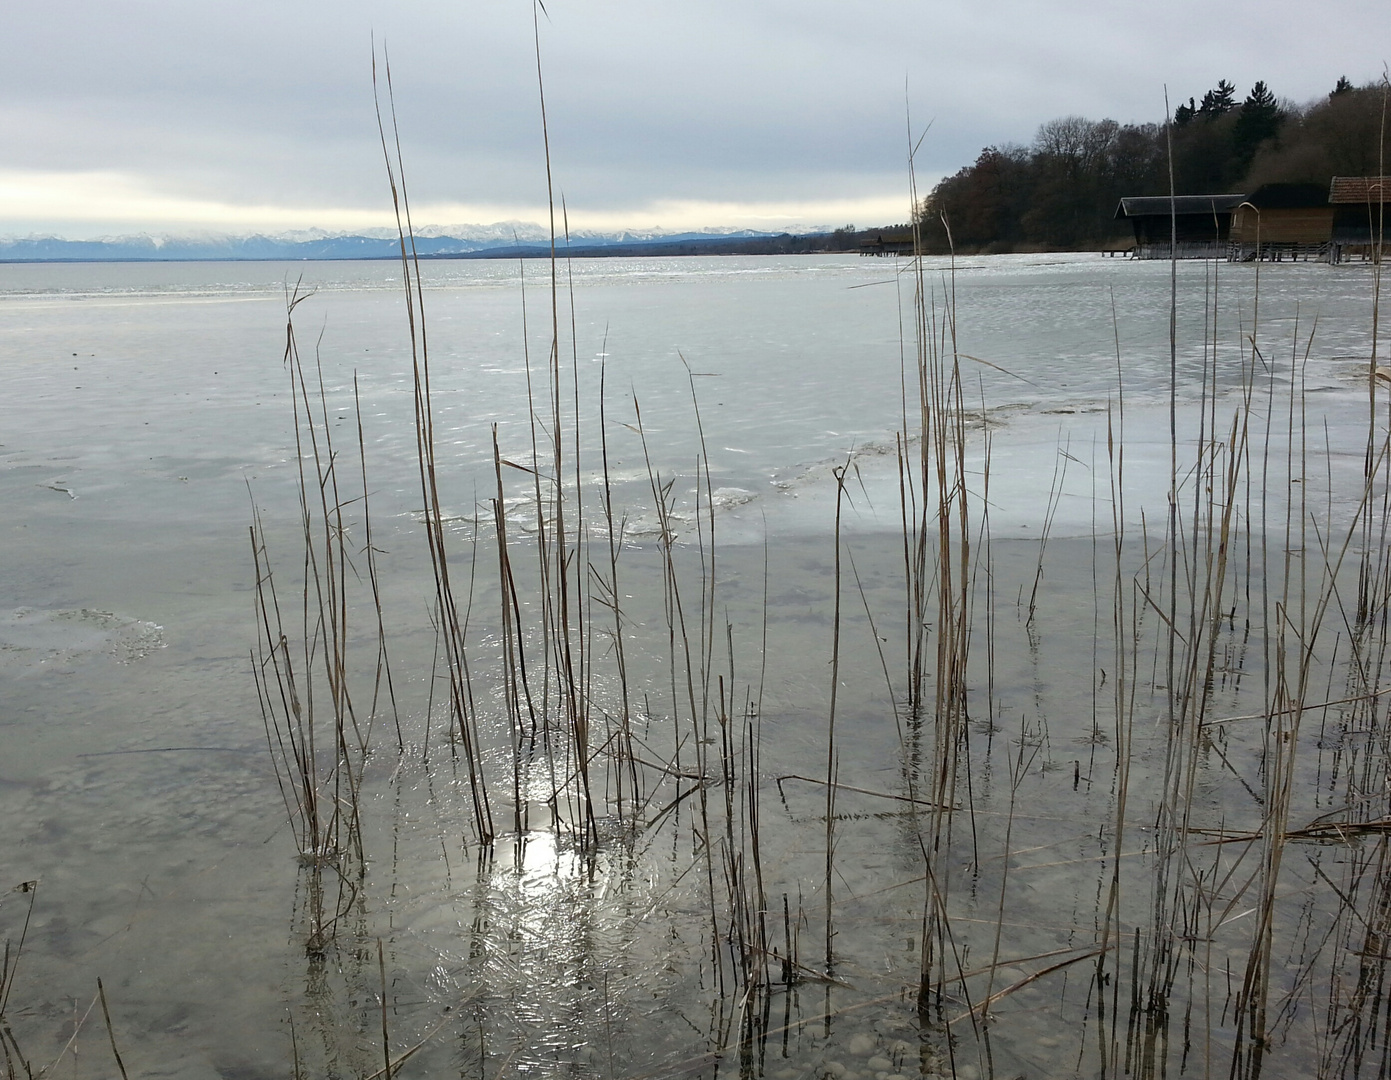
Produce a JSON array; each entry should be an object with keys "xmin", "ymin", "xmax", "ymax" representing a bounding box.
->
[{"xmin": 2, "ymin": 252, "xmax": 1389, "ymax": 1079}]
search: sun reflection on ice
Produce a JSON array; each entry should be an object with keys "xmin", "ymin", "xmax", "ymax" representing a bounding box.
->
[{"xmin": 472, "ymin": 803, "xmax": 646, "ymax": 1071}]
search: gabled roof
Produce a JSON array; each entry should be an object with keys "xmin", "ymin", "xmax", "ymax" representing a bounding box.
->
[
  {"xmin": 1330, "ymin": 176, "xmax": 1391, "ymax": 204},
  {"xmin": 1244, "ymin": 183, "xmax": 1329, "ymax": 209},
  {"xmin": 1114, "ymin": 194, "xmax": 1246, "ymax": 220}
]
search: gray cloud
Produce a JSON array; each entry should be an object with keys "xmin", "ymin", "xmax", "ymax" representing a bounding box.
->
[{"xmin": 4, "ymin": 0, "xmax": 1387, "ymax": 235}]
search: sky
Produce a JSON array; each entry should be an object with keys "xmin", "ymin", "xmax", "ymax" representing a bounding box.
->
[{"xmin": 3, "ymin": 0, "xmax": 1387, "ymax": 240}]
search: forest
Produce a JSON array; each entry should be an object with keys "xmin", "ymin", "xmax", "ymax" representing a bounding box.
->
[{"xmin": 915, "ymin": 76, "xmax": 1387, "ymax": 253}]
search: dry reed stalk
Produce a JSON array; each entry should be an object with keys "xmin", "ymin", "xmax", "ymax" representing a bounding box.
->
[
  {"xmin": 976, "ymin": 720, "xmax": 1041, "ymax": 1045},
  {"xmin": 492, "ymin": 425, "xmax": 526, "ymax": 841},
  {"xmin": 373, "ymin": 48, "xmax": 493, "ymax": 843},
  {"xmin": 377, "ymin": 940, "xmax": 392, "ymax": 1080},
  {"xmin": 0, "ymin": 882, "xmax": 37, "ymax": 1080},
  {"xmin": 1093, "ymin": 286, "xmax": 1148, "ymax": 1075},
  {"xmin": 1135, "ymin": 96, "xmax": 1186, "ymax": 1045},
  {"xmin": 1024, "ymin": 437, "xmax": 1071, "ymax": 626},
  {"xmin": 597, "ymin": 348, "xmax": 638, "ymax": 819},
  {"xmin": 354, "ymin": 375, "xmax": 402, "ymax": 753},
  {"xmin": 561, "ymin": 206, "xmax": 597, "ymax": 839},
  {"xmin": 1356, "ymin": 79, "xmax": 1389, "ymax": 625},
  {"xmin": 824, "ymin": 463, "xmax": 847, "ymax": 974},
  {"xmin": 96, "ymin": 978, "xmax": 128, "ymax": 1080},
  {"xmin": 514, "ymin": 253, "xmax": 557, "ymax": 757},
  {"xmin": 530, "ymin": 3, "xmax": 587, "ymax": 832}
]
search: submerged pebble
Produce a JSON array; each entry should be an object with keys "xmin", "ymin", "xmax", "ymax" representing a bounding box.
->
[{"xmin": 847, "ymin": 1033, "xmax": 877, "ymax": 1056}]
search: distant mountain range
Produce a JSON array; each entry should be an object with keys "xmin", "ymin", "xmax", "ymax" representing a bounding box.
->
[{"xmin": 0, "ymin": 225, "xmax": 847, "ymax": 263}]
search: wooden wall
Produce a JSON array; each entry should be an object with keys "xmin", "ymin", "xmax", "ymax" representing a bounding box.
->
[{"xmin": 1230, "ymin": 206, "xmax": 1335, "ymax": 244}]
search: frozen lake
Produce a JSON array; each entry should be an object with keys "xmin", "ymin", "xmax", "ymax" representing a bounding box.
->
[{"xmin": 1, "ymin": 251, "xmax": 1388, "ymax": 1079}]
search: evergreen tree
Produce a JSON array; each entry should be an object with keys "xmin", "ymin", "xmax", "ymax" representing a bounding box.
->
[
  {"xmin": 1240, "ymin": 81, "xmax": 1280, "ymax": 122},
  {"xmin": 1198, "ymin": 80, "xmax": 1237, "ymax": 119},
  {"xmin": 1174, "ymin": 97, "xmax": 1196, "ymax": 128},
  {"xmin": 1331, "ymin": 75, "xmax": 1354, "ymax": 98},
  {"xmin": 1233, "ymin": 81, "xmax": 1284, "ymax": 165}
]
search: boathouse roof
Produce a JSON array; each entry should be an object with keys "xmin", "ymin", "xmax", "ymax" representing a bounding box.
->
[
  {"xmin": 1329, "ymin": 176, "xmax": 1391, "ymax": 204},
  {"xmin": 1114, "ymin": 194, "xmax": 1245, "ymax": 220},
  {"xmin": 1243, "ymin": 183, "xmax": 1329, "ymax": 209}
]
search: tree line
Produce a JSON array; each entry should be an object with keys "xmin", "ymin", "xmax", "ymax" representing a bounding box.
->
[{"xmin": 915, "ymin": 77, "xmax": 1387, "ymax": 253}]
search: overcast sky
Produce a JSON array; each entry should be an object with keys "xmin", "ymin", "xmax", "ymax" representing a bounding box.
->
[{"xmin": 3, "ymin": 1, "xmax": 1386, "ymax": 239}]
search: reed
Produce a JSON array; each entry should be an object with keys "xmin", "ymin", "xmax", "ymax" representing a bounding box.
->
[
  {"xmin": 374, "ymin": 47, "xmax": 494, "ymax": 845},
  {"xmin": 222, "ymin": 46, "xmax": 1391, "ymax": 1080},
  {"xmin": 95, "ymin": 978, "xmax": 128, "ymax": 1080},
  {"xmin": 0, "ymin": 881, "xmax": 37, "ymax": 1080}
]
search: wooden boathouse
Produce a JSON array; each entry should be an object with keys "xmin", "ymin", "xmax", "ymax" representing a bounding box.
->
[
  {"xmin": 1228, "ymin": 183, "xmax": 1335, "ymax": 261},
  {"xmin": 858, "ymin": 228, "xmax": 917, "ymax": 256},
  {"xmin": 1328, "ymin": 176, "xmax": 1388, "ymax": 263},
  {"xmin": 1113, "ymin": 194, "xmax": 1245, "ymax": 259}
]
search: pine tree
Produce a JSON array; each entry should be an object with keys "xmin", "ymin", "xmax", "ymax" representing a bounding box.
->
[
  {"xmin": 1234, "ymin": 81, "xmax": 1284, "ymax": 165},
  {"xmin": 1196, "ymin": 80, "xmax": 1237, "ymax": 120},
  {"xmin": 1331, "ymin": 75, "xmax": 1354, "ymax": 98},
  {"xmin": 1242, "ymin": 81, "xmax": 1279, "ymax": 118}
]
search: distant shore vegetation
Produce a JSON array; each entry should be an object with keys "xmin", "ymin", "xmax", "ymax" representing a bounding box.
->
[{"xmin": 915, "ymin": 76, "xmax": 1388, "ymax": 254}]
